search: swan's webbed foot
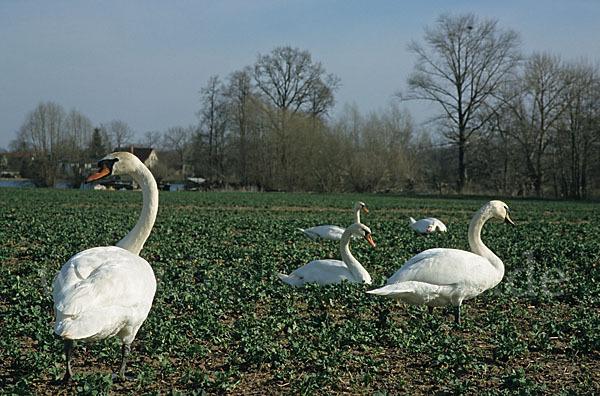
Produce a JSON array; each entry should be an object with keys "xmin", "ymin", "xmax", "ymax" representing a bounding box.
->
[{"xmin": 62, "ymin": 339, "xmax": 74, "ymax": 383}]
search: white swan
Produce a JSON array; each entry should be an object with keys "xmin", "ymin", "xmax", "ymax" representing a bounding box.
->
[
  {"xmin": 409, "ymin": 217, "xmax": 447, "ymax": 233},
  {"xmin": 53, "ymin": 152, "xmax": 158, "ymax": 381},
  {"xmin": 368, "ymin": 201, "xmax": 514, "ymax": 324},
  {"xmin": 279, "ymin": 223, "xmax": 375, "ymax": 287},
  {"xmin": 299, "ymin": 201, "xmax": 368, "ymax": 241}
]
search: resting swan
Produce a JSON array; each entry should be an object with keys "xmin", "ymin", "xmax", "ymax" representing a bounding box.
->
[
  {"xmin": 53, "ymin": 152, "xmax": 158, "ymax": 381},
  {"xmin": 279, "ymin": 223, "xmax": 375, "ymax": 287},
  {"xmin": 368, "ymin": 201, "xmax": 514, "ymax": 324},
  {"xmin": 409, "ymin": 217, "xmax": 447, "ymax": 233},
  {"xmin": 299, "ymin": 201, "xmax": 368, "ymax": 241}
]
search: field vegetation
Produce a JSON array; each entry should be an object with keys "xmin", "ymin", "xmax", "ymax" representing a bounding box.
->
[{"xmin": 1, "ymin": 188, "xmax": 599, "ymax": 395}]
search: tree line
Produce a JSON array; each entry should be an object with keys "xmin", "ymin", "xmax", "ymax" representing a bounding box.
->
[{"xmin": 8, "ymin": 13, "xmax": 600, "ymax": 198}]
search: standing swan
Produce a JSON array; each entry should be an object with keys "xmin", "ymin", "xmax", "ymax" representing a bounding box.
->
[
  {"xmin": 279, "ymin": 223, "xmax": 375, "ymax": 287},
  {"xmin": 299, "ymin": 201, "xmax": 368, "ymax": 241},
  {"xmin": 368, "ymin": 201, "xmax": 514, "ymax": 324},
  {"xmin": 53, "ymin": 152, "xmax": 158, "ymax": 381}
]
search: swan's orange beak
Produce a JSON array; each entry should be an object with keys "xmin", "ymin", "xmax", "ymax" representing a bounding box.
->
[
  {"xmin": 362, "ymin": 206, "xmax": 369, "ymax": 213},
  {"xmin": 87, "ymin": 164, "xmax": 111, "ymax": 182},
  {"xmin": 365, "ymin": 233, "xmax": 375, "ymax": 247},
  {"xmin": 504, "ymin": 212, "xmax": 515, "ymax": 226}
]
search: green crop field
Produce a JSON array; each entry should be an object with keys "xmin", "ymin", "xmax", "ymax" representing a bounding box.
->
[{"xmin": 1, "ymin": 189, "xmax": 599, "ymax": 395}]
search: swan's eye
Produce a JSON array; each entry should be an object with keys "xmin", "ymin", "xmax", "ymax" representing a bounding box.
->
[{"xmin": 97, "ymin": 158, "xmax": 119, "ymax": 172}]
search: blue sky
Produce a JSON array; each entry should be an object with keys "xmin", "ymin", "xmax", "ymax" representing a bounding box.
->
[{"xmin": 1, "ymin": 0, "xmax": 599, "ymax": 149}]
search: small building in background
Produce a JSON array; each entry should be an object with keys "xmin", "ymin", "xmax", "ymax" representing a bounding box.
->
[{"xmin": 116, "ymin": 146, "xmax": 159, "ymax": 169}]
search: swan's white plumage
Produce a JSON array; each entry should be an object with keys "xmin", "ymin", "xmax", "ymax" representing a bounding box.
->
[
  {"xmin": 280, "ymin": 223, "xmax": 374, "ymax": 287},
  {"xmin": 298, "ymin": 225, "xmax": 346, "ymax": 241},
  {"xmin": 369, "ymin": 201, "xmax": 513, "ymax": 321},
  {"xmin": 300, "ymin": 201, "xmax": 368, "ymax": 241},
  {"xmin": 409, "ymin": 217, "xmax": 447, "ymax": 233},
  {"xmin": 278, "ymin": 259, "xmax": 362, "ymax": 287},
  {"xmin": 53, "ymin": 246, "xmax": 156, "ymax": 343}
]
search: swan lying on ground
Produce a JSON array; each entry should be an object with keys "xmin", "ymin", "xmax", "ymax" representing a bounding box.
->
[
  {"xmin": 409, "ymin": 217, "xmax": 447, "ymax": 233},
  {"xmin": 53, "ymin": 152, "xmax": 158, "ymax": 381},
  {"xmin": 299, "ymin": 201, "xmax": 368, "ymax": 241},
  {"xmin": 280, "ymin": 223, "xmax": 375, "ymax": 287},
  {"xmin": 369, "ymin": 201, "xmax": 514, "ymax": 324}
]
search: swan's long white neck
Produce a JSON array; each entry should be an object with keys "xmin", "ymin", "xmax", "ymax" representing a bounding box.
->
[
  {"xmin": 354, "ymin": 205, "xmax": 361, "ymax": 223},
  {"xmin": 116, "ymin": 163, "xmax": 158, "ymax": 255},
  {"xmin": 340, "ymin": 231, "xmax": 371, "ymax": 284},
  {"xmin": 468, "ymin": 205, "xmax": 504, "ymax": 280}
]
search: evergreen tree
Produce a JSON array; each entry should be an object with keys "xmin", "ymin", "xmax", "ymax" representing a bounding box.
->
[{"xmin": 88, "ymin": 128, "xmax": 106, "ymax": 160}]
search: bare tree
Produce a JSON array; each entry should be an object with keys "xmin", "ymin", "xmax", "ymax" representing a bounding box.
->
[
  {"xmin": 102, "ymin": 120, "xmax": 134, "ymax": 150},
  {"xmin": 64, "ymin": 109, "xmax": 93, "ymax": 160},
  {"xmin": 553, "ymin": 60, "xmax": 600, "ymax": 198},
  {"xmin": 163, "ymin": 126, "xmax": 193, "ymax": 177},
  {"xmin": 402, "ymin": 13, "xmax": 521, "ymax": 192},
  {"xmin": 253, "ymin": 46, "xmax": 340, "ymax": 184},
  {"xmin": 142, "ymin": 130, "xmax": 163, "ymax": 149},
  {"xmin": 332, "ymin": 103, "xmax": 418, "ymax": 192},
  {"xmin": 197, "ymin": 76, "xmax": 228, "ymax": 180},
  {"xmin": 499, "ymin": 53, "xmax": 574, "ymax": 196},
  {"xmin": 61, "ymin": 109, "xmax": 94, "ymax": 186},
  {"xmin": 254, "ymin": 46, "xmax": 337, "ymax": 113},
  {"xmin": 14, "ymin": 101, "xmax": 67, "ymax": 186},
  {"xmin": 226, "ymin": 67, "xmax": 255, "ymax": 185},
  {"xmin": 307, "ymin": 73, "xmax": 341, "ymax": 119}
]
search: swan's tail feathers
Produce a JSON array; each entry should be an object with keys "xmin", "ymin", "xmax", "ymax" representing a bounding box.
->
[
  {"xmin": 367, "ymin": 284, "xmax": 413, "ymax": 297},
  {"xmin": 367, "ymin": 282, "xmax": 433, "ymax": 298},
  {"xmin": 298, "ymin": 228, "xmax": 318, "ymax": 239},
  {"xmin": 54, "ymin": 310, "xmax": 118, "ymax": 341},
  {"xmin": 367, "ymin": 281, "xmax": 446, "ymax": 305},
  {"xmin": 277, "ymin": 273, "xmax": 303, "ymax": 287},
  {"xmin": 409, "ymin": 217, "xmax": 416, "ymax": 225}
]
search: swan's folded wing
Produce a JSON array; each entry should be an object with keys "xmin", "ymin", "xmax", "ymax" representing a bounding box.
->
[
  {"xmin": 386, "ymin": 248, "xmax": 489, "ymax": 286},
  {"xmin": 54, "ymin": 247, "xmax": 156, "ymax": 317},
  {"xmin": 300, "ymin": 225, "xmax": 345, "ymax": 241},
  {"xmin": 54, "ymin": 249, "xmax": 156, "ymax": 340},
  {"xmin": 284, "ymin": 259, "xmax": 355, "ymax": 285}
]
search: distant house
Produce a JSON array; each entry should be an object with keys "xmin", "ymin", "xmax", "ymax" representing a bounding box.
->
[{"xmin": 116, "ymin": 146, "xmax": 159, "ymax": 169}]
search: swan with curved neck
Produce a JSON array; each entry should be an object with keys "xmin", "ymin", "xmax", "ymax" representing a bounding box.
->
[
  {"xmin": 368, "ymin": 201, "xmax": 514, "ymax": 324},
  {"xmin": 53, "ymin": 152, "xmax": 158, "ymax": 381},
  {"xmin": 299, "ymin": 201, "xmax": 368, "ymax": 241},
  {"xmin": 279, "ymin": 223, "xmax": 375, "ymax": 287}
]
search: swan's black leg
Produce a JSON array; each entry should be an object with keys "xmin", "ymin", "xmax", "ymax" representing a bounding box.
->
[
  {"xmin": 454, "ymin": 306, "xmax": 461, "ymax": 325},
  {"xmin": 118, "ymin": 344, "xmax": 131, "ymax": 380},
  {"xmin": 428, "ymin": 306, "xmax": 434, "ymax": 315},
  {"xmin": 63, "ymin": 339, "xmax": 74, "ymax": 382}
]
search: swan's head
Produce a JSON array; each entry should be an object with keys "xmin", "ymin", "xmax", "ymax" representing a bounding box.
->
[
  {"xmin": 487, "ymin": 200, "xmax": 515, "ymax": 226},
  {"xmin": 87, "ymin": 152, "xmax": 143, "ymax": 182},
  {"xmin": 354, "ymin": 201, "xmax": 369, "ymax": 213},
  {"xmin": 347, "ymin": 223, "xmax": 375, "ymax": 247}
]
